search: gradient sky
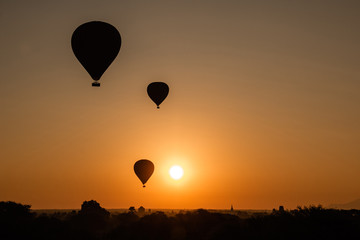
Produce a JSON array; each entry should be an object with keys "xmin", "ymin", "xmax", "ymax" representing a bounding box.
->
[{"xmin": 1, "ymin": 0, "xmax": 359, "ymax": 209}]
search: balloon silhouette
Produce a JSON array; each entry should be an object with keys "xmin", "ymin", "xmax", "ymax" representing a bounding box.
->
[
  {"xmin": 71, "ymin": 21, "xmax": 121, "ymax": 87},
  {"xmin": 134, "ymin": 159, "xmax": 154, "ymax": 187},
  {"xmin": 147, "ymin": 82, "xmax": 169, "ymax": 109}
]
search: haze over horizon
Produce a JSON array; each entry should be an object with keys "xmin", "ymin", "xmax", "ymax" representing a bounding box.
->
[{"xmin": 1, "ymin": 0, "xmax": 359, "ymax": 210}]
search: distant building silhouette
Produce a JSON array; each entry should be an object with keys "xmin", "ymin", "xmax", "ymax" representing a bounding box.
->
[
  {"xmin": 138, "ymin": 206, "xmax": 145, "ymax": 214},
  {"xmin": 231, "ymin": 204, "xmax": 234, "ymax": 211}
]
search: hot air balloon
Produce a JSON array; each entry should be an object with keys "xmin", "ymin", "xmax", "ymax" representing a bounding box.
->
[
  {"xmin": 71, "ymin": 21, "xmax": 121, "ymax": 87},
  {"xmin": 134, "ymin": 159, "xmax": 154, "ymax": 187},
  {"xmin": 147, "ymin": 82, "xmax": 169, "ymax": 109}
]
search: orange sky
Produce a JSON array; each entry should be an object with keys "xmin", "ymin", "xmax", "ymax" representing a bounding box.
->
[{"xmin": 1, "ymin": 0, "xmax": 360, "ymax": 209}]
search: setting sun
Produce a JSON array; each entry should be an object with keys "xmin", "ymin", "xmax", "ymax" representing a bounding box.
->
[{"xmin": 169, "ymin": 165, "xmax": 184, "ymax": 180}]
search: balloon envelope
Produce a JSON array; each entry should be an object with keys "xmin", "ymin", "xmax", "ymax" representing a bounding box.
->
[
  {"xmin": 147, "ymin": 82, "xmax": 169, "ymax": 108},
  {"xmin": 134, "ymin": 160, "xmax": 154, "ymax": 187},
  {"xmin": 71, "ymin": 21, "xmax": 121, "ymax": 85}
]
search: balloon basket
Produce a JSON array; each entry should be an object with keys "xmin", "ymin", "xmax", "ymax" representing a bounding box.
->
[{"xmin": 92, "ymin": 82, "xmax": 100, "ymax": 87}]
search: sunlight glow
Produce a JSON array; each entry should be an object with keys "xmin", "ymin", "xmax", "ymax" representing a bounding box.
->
[{"xmin": 169, "ymin": 165, "xmax": 184, "ymax": 180}]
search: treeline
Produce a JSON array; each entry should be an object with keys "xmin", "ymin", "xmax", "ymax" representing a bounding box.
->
[{"xmin": 1, "ymin": 201, "xmax": 360, "ymax": 239}]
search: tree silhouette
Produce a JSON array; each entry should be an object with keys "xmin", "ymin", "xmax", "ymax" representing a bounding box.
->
[
  {"xmin": 79, "ymin": 200, "xmax": 109, "ymax": 218},
  {"xmin": 129, "ymin": 206, "xmax": 136, "ymax": 213}
]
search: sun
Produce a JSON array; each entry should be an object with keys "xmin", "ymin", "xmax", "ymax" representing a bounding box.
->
[{"xmin": 169, "ymin": 165, "xmax": 184, "ymax": 180}]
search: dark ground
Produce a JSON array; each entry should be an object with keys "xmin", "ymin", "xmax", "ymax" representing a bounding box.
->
[{"xmin": 1, "ymin": 200, "xmax": 359, "ymax": 240}]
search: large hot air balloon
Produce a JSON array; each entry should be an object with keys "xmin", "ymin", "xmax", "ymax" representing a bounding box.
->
[
  {"xmin": 147, "ymin": 82, "xmax": 169, "ymax": 109},
  {"xmin": 71, "ymin": 21, "xmax": 121, "ymax": 87},
  {"xmin": 134, "ymin": 159, "xmax": 154, "ymax": 187}
]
